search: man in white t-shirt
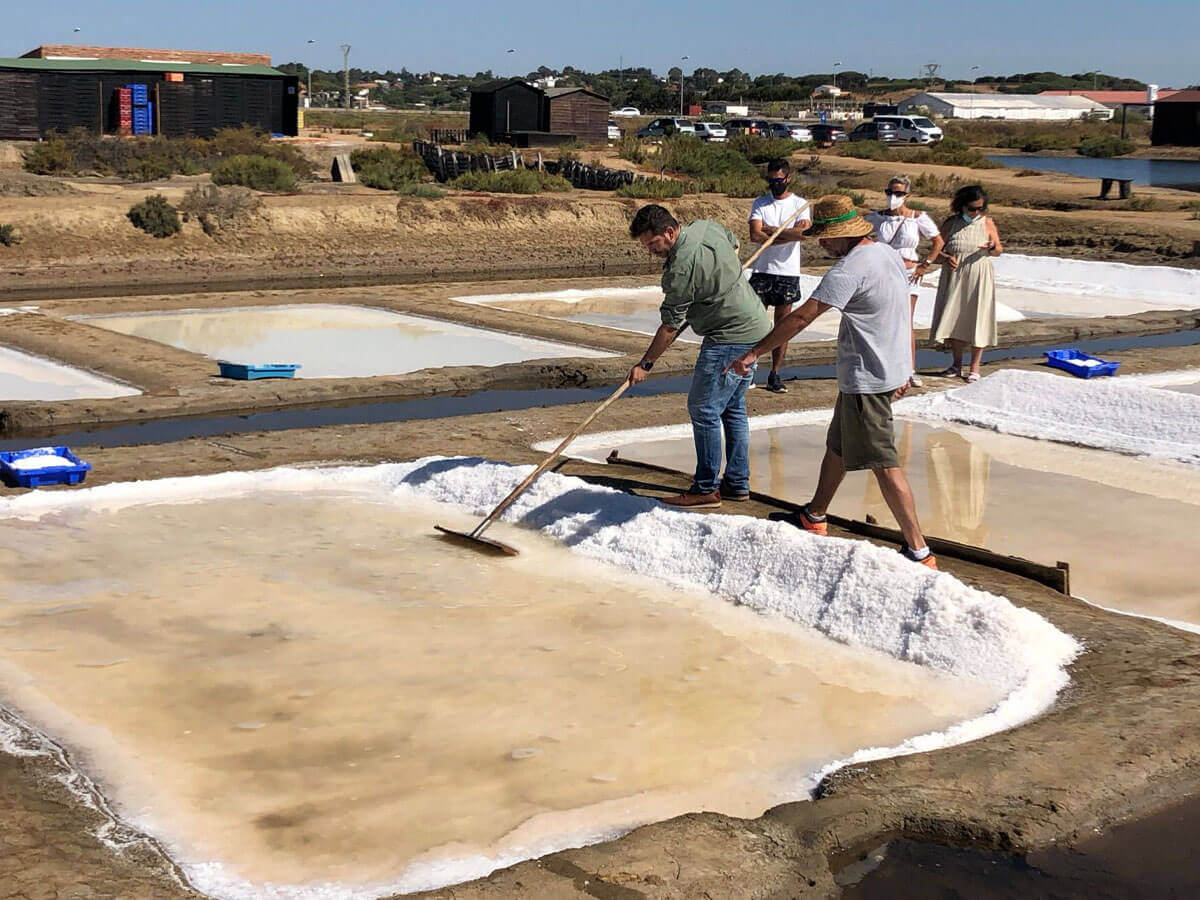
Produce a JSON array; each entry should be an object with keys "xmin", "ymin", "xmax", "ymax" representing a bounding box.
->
[{"xmin": 748, "ymin": 157, "xmax": 810, "ymax": 393}]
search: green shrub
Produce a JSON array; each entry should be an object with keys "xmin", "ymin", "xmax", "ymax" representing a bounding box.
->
[
  {"xmin": 22, "ymin": 138, "xmax": 76, "ymax": 175},
  {"xmin": 701, "ymin": 172, "xmax": 765, "ymax": 198},
  {"xmin": 0, "ymin": 224, "xmax": 22, "ymax": 246},
  {"xmin": 729, "ymin": 135, "xmax": 800, "ymax": 164},
  {"xmin": 617, "ymin": 135, "xmax": 646, "ymax": 164},
  {"xmin": 1015, "ymin": 168, "xmax": 1044, "ymax": 176},
  {"xmin": 395, "ymin": 181, "xmax": 446, "ymax": 199},
  {"xmin": 832, "ymin": 188, "xmax": 867, "ymax": 206},
  {"xmin": 211, "ymin": 155, "xmax": 298, "ymax": 192},
  {"xmin": 127, "ymin": 194, "xmax": 181, "ymax": 238},
  {"xmin": 350, "ymin": 146, "xmax": 428, "ymax": 190},
  {"xmin": 1018, "ymin": 133, "xmax": 1074, "ymax": 152},
  {"xmin": 657, "ymin": 135, "xmax": 756, "ymax": 178},
  {"xmin": 449, "ymin": 169, "xmax": 571, "ymax": 194},
  {"xmin": 1077, "ymin": 135, "xmax": 1136, "ymax": 158},
  {"xmin": 840, "ymin": 141, "xmax": 891, "ymax": 160},
  {"xmin": 209, "ymin": 126, "xmax": 312, "ymax": 178},
  {"xmin": 179, "ymin": 184, "xmax": 262, "ymax": 235},
  {"xmin": 615, "ymin": 178, "xmax": 686, "ymax": 199}
]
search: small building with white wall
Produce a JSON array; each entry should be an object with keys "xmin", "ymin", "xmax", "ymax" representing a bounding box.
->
[{"xmin": 899, "ymin": 92, "xmax": 1113, "ymax": 120}]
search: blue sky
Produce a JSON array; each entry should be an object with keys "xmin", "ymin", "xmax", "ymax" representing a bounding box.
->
[{"xmin": 7, "ymin": 0, "xmax": 1198, "ymax": 87}]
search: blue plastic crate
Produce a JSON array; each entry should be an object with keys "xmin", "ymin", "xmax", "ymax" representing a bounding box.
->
[
  {"xmin": 0, "ymin": 446, "xmax": 91, "ymax": 488},
  {"xmin": 217, "ymin": 362, "xmax": 301, "ymax": 380},
  {"xmin": 1043, "ymin": 349, "xmax": 1120, "ymax": 378},
  {"xmin": 126, "ymin": 83, "xmax": 149, "ymax": 101}
]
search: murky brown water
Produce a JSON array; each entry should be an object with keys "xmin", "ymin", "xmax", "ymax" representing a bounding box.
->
[
  {"xmin": 619, "ymin": 419, "xmax": 1200, "ymax": 627},
  {"xmin": 0, "ymin": 489, "xmax": 994, "ymax": 892},
  {"xmin": 75, "ymin": 304, "xmax": 614, "ymax": 378}
]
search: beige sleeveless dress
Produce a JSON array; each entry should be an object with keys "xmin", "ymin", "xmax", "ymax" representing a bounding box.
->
[{"xmin": 930, "ymin": 216, "xmax": 997, "ymax": 348}]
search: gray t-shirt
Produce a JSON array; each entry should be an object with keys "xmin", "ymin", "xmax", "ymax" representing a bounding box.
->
[{"xmin": 811, "ymin": 241, "xmax": 912, "ymax": 394}]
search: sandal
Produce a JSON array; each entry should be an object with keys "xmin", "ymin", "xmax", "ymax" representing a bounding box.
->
[
  {"xmin": 966, "ymin": 372, "xmax": 981, "ymax": 383},
  {"xmin": 935, "ymin": 366, "xmax": 959, "ymax": 377}
]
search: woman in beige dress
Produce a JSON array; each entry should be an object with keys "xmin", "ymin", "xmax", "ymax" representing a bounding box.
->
[{"xmin": 922, "ymin": 185, "xmax": 1003, "ymax": 382}]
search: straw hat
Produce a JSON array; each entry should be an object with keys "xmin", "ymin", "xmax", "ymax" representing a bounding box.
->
[{"xmin": 807, "ymin": 194, "xmax": 874, "ymax": 239}]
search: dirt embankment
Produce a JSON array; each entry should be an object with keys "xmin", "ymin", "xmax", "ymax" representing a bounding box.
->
[{"xmin": 2, "ymin": 153, "xmax": 1198, "ymax": 297}]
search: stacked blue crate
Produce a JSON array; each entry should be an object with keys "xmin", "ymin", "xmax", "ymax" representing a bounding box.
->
[{"xmin": 126, "ymin": 84, "xmax": 153, "ymax": 135}]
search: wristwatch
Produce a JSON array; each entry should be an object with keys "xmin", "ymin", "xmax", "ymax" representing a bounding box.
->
[{"xmin": 638, "ymin": 359, "xmax": 654, "ymax": 372}]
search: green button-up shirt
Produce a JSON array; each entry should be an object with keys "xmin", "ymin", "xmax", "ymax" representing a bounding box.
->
[{"xmin": 659, "ymin": 220, "xmax": 773, "ymax": 345}]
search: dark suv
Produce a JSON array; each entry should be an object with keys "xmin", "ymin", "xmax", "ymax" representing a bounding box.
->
[
  {"xmin": 809, "ymin": 123, "xmax": 848, "ymax": 144},
  {"xmin": 723, "ymin": 118, "xmax": 770, "ymax": 136},
  {"xmin": 848, "ymin": 120, "xmax": 899, "ymax": 142}
]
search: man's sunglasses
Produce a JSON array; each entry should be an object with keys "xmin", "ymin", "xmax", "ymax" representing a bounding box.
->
[{"xmin": 884, "ymin": 189, "xmax": 908, "ymax": 196}]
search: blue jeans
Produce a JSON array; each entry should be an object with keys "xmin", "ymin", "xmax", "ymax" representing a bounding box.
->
[{"xmin": 686, "ymin": 340, "xmax": 757, "ymax": 495}]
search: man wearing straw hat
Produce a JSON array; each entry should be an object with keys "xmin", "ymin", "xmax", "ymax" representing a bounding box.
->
[{"xmin": 727, "ymin": 194, "xmax": 937, "ymax": 568}]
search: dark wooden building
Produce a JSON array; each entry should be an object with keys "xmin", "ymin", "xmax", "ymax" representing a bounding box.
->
[
  {"xmin": 1152, "ymin": 91, "xmax": 1200, "ymax": 147},
  {"xmin": 0, "ymin": 54, "xmax": 298, "ymax": 140},
  {"xmin": 469, "ymin": 79, "xmax": 544, "ymax": 141},
  {"xmin": 543, "ymin": 87, "xmax": 609, "ymax": 144}
]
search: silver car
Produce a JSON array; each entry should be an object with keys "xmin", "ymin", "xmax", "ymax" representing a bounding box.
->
[
  {"xmin": 769, "ymin": 122, "xmax": 813, "ymax": 142},
  {"xmin": 693, "ymin": 122, "xmax": 727, "ymax": 142}
]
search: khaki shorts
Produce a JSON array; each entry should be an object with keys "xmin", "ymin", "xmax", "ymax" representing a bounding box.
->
[{"xmin": 827, "ymin": 390, "xmax": 900, "ymax": 471}]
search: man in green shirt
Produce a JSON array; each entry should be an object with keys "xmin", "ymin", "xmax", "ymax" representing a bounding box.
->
[{"xmin": 627, "ymin": 204, "xmax": 773, "ymax": 509}]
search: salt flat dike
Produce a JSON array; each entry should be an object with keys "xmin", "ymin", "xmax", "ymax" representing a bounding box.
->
[
  {"xmin": 0, "ymin": 460, "xmax": 1080, "ymax": 898},
  {"xmin": 897, "ymin": 369, "xmax": 1200, "ymax": 465}
]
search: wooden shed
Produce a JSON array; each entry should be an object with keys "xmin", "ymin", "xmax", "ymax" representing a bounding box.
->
[
  {"xmin": 469, "ymin": 79, "xmax": 544, "ymax": 141},
  {"xmin": 1152, "ymin": 91, "xmax": 1200, "ymax": 147},
  {"xmin": 0, "ymin": 54, "xmax": 297, "ymax": 140},
  {"xmin": 543, "ymin": 87, "xmax": 609, "ymax": 144}
]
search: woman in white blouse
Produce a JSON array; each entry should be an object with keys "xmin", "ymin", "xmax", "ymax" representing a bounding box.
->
[{"xmin": 866, "ymin": 174, "xmax": 945, "ymax": 387}]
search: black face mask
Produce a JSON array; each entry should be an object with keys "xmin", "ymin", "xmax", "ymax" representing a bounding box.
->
[{"xmin": 768, "ymin": 179, "xmax": 788, "ymax": 197}]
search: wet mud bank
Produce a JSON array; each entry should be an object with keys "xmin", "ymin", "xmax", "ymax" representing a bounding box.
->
[
  {"xmin": 2, "ymin": 278, "xmax": 1197, "ymax": 438},
  {"xmin": 2, "ymin": 384, "xmax": 1200, "ymax": 898}
]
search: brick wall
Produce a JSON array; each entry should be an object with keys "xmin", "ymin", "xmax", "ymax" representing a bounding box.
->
[{"xmin": 21, "ymin": 45, "xmax": 271, "ymax": 66}]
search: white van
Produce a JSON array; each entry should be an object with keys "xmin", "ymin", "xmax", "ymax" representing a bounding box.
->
[{"xmin": 874, "ymin": 115, "xmax": 943, "ymax": 144}]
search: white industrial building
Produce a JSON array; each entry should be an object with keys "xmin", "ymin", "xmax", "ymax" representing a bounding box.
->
[{"xmin": 898, "ymin": 92, "xmax": 1113, "ymax": 121}]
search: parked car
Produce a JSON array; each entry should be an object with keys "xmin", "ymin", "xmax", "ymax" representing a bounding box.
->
[
  {"xmin": 611, "ymin": 106, "xmax": 641, "ymax": 117},
  {"xmin": 848, "ymin": 120, "xmax": 900, "ymax": 142},
  {"xmin": 872, "ymin": 114, "xmax": 943, "ymax": 144},
  {"xmin": 636, "ymin": 117, "xmax": 696, "ymax": 138},
  {"xmin": 809, "ymin": 123, "xmax": 848, "ymax": 144},
  {"xmin": 608, "ymin": 120, "xmax": 622, "ymax": 141},
  {"xmin": 722, "ymin": 118, "xmax": 770, "ymax": 136},
  {"xmin": 693, "ymin": 121, "xmax": 728, "ymax": 142},
  {"xmin": 768, "ymin": 122, "xmax": 813, "ymax": 142}
]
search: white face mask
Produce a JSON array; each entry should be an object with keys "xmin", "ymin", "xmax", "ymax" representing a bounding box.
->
[{"xmin": 886, "ymin": 193, "xmax": 905, "ymax": 210}]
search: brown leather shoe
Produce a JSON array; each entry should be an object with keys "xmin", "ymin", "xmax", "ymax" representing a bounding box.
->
[{"xmin": 659, "ymin": 490, "xmax": 722, "ymax": 510}]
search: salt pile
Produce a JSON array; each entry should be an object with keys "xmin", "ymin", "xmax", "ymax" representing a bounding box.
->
[
  {"xmin": 7, "ymin": 454, "xmax": 75, "ymax": 471},
  {"xmin": 992, "ymin": 254, "xmax": 1200, "ymax": 308},
  {"xmin": 897, "ymin": 369, "xmax": 1200, "ymax": 464}
]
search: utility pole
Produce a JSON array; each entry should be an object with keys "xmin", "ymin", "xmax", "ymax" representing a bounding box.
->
[
  {"xmin": 341, "ymin": 44, "xmax": 351, "ymax": 110},
  {"xmin": 306, "ymin": 39, "xmax": 316, "ymax": 108},
  {"xmin": 680, "ymin": 55, "xmax": 689, "ymax": 117}
]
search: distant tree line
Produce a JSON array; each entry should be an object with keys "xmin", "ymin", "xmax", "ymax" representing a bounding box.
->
[{"xmin": 275, "ymin": 62, "xmax": 1147, "ymax": 112}]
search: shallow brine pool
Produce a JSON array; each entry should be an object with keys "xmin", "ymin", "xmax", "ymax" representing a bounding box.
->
[
  {"xmin": 0, "ymin": 345, "xmax": 139, "ymax": 402},
  {"xmin": 0, "ymin": 480, "xmax": 1002, "ymax": 896},
  {"xmin": 603, "ymin": 418, "xmax": 1200, "ymax": 629},
  {"xmin": 73, "ymin": 304, "xmax": 615, "ymax": 378}
]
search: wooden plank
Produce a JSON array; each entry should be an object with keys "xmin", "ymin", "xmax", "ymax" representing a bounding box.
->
[{"xmin": 602, "ymin": 450, "xmax": 1072, "ymax": 595}]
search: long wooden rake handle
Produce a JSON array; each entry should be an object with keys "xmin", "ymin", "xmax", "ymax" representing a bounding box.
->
[
  {"xmin": 741, "ymin": 198, "xmax": 812, "ymax": 271},
  {"xmin": 468, "ymin": 379, "xmax": 631, "ymax": 540}
]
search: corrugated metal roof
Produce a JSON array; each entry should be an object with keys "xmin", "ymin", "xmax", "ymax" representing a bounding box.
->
[
  {"xmin": 1041, "ymin": 90, "xmax": 1178, "ymax": 104},
  {"xmin": 0, "ymin": 57, "xmax": 284, "ymax": 76},
  {"xmin": 918, "ymin": 92, "xmax": 1103, "ymax": 109},
  {"xmin": 1157, "ymin": 90, "xmax": 1200, "ymax": 103},
  {"xmin": 544, "ymin": 86, "xmax": 608, "ymax": 100}
]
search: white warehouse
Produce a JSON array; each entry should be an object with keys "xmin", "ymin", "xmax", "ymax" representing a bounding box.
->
[{"xmin": 898, "ymin": 92, "xmax": 1113, "ymax": 121}]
